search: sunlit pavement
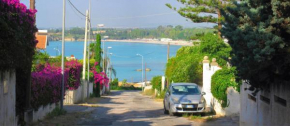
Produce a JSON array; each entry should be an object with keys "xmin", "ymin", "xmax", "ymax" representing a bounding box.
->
[{"xmin": 63, "ymin": 90, "xmax": 238, "ymax": 126}]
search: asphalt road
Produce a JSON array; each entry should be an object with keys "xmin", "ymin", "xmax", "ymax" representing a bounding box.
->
[{"xmin": 63, "ymin": 90, "xmax": 238, "ymax": 126}]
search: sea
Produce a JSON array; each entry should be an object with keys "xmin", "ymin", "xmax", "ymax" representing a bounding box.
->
[{"xmin": 45, "ymin": 41, "xmax": 182, "ymax": 82}]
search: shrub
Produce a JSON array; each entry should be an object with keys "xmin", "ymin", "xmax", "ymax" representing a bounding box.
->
[
  {"xmin": 31, "ymin": 60, "xmax": 82, "ymax": 109},
  {"xmin": 31, "ymin": 64, "xmax": 69, "ymax": 109},
  {"xmin": 151, "ymin": 76, "xmax": 162, "ymax": 91},
  {"xmin": 211, "ymin": 67, "xmax": 240, "ymax": 107}
]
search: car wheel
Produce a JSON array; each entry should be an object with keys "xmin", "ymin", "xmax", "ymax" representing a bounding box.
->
[
  {"xmin": 169, "ymin": 105, "xmax": 176, "ymax": 116},
  {"xmin": 164, "ymin": 103, "xmax": 169, "ymax": 114}
]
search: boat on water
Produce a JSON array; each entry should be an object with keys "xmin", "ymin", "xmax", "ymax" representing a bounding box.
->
[{"xmin": 136, "ymin": 68, "xmax": 151, "ymax": 71}]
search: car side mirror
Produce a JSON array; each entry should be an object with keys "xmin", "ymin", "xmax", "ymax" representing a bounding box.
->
[
  {"xmin": 201, "ymin": 92, "xmax": 206, "ymax": 95},
  {"xmin": 166, "ymin": 92, "xmax": 170, "ymax": 95}
]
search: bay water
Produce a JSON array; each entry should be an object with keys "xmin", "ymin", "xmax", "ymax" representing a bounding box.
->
[{"xmin": 45, "ymin": 41, "xmax": 182, "ymax": 82}]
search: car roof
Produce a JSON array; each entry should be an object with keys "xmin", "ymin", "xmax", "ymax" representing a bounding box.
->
[{"xmin": 171, "ymin": 83, "xmax": 198, "ymax": 86}]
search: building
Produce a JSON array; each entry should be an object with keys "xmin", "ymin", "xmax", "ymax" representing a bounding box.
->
[{"xmin": 35, "ymin": 30, "xmax": 48, "ymax": 49}]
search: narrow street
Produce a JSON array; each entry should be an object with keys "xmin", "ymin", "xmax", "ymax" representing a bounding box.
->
[{"xmin": 36, "ymin": 91, "xmax": 239, "ymax": 126}]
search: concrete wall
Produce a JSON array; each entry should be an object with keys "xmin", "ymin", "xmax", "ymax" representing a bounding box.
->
[
  {"xmin": 64, "ymin": 81, "xmax": 95, "ymax": 105},
  {"xmin": 240, "ymin": 82, "xmax": 290, "ymax": 126},
  {"xmin": 202, "ymin": 56, "xmax": 240, "ymax": 116},
  {"xmin": 31, "ymin": 103, "xmax": 58, "ymax": 122},
  {"xmin": 0, "ymin": 70, "xmax": 17, "ymax": 126}
]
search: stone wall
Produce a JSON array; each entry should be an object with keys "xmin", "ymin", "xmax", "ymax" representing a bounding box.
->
[
  {"xmin": 0, "ymin": 70, "xmax": 17, "ymax": 126},
  {"xmin": 240, "ymin": 82, "xmax": 290, "ymax": 126}
]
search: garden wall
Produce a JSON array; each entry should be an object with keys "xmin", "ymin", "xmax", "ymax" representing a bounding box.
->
[
  {"xmin": 64, "ymin": 81, "xmax": 94, "ymax": 105},
  {"xmin": 30, "ymin": 102, "xmax": 58, "ymax": 122},
  {"xmin": 240, "ymin": 81, "xmax": 290, "ymax": 126},
  {"xmin": 0, "ymin": 70, "xmax": 17, "ymax": 126},
  {"xmin": 203, "ymin": 56, "xmax": 240, "ymax": 116}
]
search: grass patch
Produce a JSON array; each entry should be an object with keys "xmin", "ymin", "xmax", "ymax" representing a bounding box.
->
[
  {"xmin": 182, "ymin": 113, "xmax": 217, "ymax": 122},
  {"xmin": 111, "ymin": 85, "xmax": 142, "ymax": 90},
  {"xmin": 45, "ymin": 107, "xmax": 67, "ymax": 119},
  {"xmin": 142, "ymin": 89, "xmax": 155, "ymax": 96}
]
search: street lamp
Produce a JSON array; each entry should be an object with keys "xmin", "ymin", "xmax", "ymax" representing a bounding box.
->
[
  {"xmin": 106, "ymin": 47, "xmax": 112, "ymax": 76},
  {"xmin": 136, "ymin": 54, "xmax": 144, "ymax": 90},
  {"xmin": 54, "ymin": 48, "xmax": 60, "ymax": 56}
]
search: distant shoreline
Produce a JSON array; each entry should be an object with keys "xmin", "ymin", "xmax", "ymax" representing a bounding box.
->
[
  {"xmin": 104, "ymin": 39, "xmax": 193, "ymax": 46},
  {"xmin": 60, "ymin": 39, "xmax": 194, "ymax": 46}
]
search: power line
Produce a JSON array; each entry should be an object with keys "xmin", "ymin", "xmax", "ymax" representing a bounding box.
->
[
  {"xmin": 67, "ymin": 0, "xmax": 85, "ymax": 20},
  {"xmin": 67, "ymin": 0, "xmax": 86, "ymax": 17}
]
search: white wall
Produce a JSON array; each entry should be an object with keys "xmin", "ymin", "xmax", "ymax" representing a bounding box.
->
[
  {"xmin": 202, "ymin": 56, "xmax": 240, "ymax": 116},
  {"xmin": 0, "ymin": 70, "xmax": 17, "ymax": 126},
  {"xmin": 31, "ymin": 103, "xmax": 58, "ymax": 122},
  {"xmin": 240, "ymin": 82, "xmax": 290, "ymax": 126}
]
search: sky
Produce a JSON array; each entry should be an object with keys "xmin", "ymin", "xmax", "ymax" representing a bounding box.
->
[{"xmin": 21, "ymin": 0, "xmax": 216, "ymax": 29}]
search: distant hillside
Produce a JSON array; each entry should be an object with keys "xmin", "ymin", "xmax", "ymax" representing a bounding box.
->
[{"xmin": 48, "ymin": 25, "xmax": 216, "ymax": 41}]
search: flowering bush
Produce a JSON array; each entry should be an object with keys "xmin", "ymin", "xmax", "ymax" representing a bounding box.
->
[
  {"xmin": 0, "ymin": 0, "xmax": 38, "ymax": 71},
  {"xmin": 91, "ymin": 62, "xmax": 109, "ymax": 88},
  {"xmin": 66, "ymin": 60, "xmax": 82, "ymax": 90},
  {"xmin": 31, "ymin": 64, "xmax": 69, "ymax": 109},
  {"xmin": 31, "ymin": 60, "xmax": 82, "ymax": 109}
]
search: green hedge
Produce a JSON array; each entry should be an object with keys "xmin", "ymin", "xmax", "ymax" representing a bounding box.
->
[
  {"xmin": 211, "ymin": 67, "xmax": 240, "ymax": 107},
  {"xmin": 151, "ymin": 76, "xmax": 162, "ymax": 91}
]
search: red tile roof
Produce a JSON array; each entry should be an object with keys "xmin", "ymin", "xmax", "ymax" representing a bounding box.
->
[{"xmin": 36, "ymin": 34, "xmax": 47, "ymax": 49}]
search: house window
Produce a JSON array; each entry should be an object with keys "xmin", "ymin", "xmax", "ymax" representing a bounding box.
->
[
  {"xmin": 260, "ymin": 95, "xmax": 270, "ymax": 104},
  {"xmin": 248, "ymin": 94, "xmax": 256, "ymax": 102},
  {"xmin": 274, "ymin": 95, "xmax": 287, "ymax": 107}
]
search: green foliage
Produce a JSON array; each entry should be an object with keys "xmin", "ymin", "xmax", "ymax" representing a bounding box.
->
[
  {"xmin": 211, "ymin": 67, "xmax": 240, "ymax": 107},
  {"xmin": 45, "ymin": 107, "xmax": 67, "ymax": 119},
  {"xmin": 156, "ymin": 90, "xmax": 167, "ymax": 99},
  {"xmin": 49, "ymin": 27, "xmax": 215, "ymax": 41},
  {"xmin": 111, "ymin": 85, "xmax": 142, "ymax": 91},
  {"xmin": 93, "ymin": 34, "xmax": 102, "ymax": 97},
  {"xmin": 151, "ymin": 76, "xmax": 162, "ymax": 91},
  {"xmin": 199, "ymin": 34, "xmax": 231, "ymax": 67},
  {"xmin": 110, "ymin": 78, "xmax": 119, "ymax": 89},
  {"xmin": 167, "ymin": 0, "xmax": 233, "ymax": 37},
  {"xmin": 221, "ymin": 0, "xmax": 290, "ymax": 89},
  {"xmin": 122, "ymin": 79, "xmax": 127, "ymax": 85},
  {"xmin": 165, "ymin": 33, "xmax": 232, "ymax": 85},
  {"xmin": 95, "ymin": 34, "xmax": 102, "ymax": 72}
]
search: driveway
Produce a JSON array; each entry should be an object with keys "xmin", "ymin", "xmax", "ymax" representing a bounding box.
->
[{"xmin": 36, "ymin": 90, "xmax": 239, "ymax": 126}]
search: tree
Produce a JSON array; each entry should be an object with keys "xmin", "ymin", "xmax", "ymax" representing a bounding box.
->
[
  {"xmin": 221, "ymin": 0, "xmax": 290, "ymax": 89},
  {"xmin": 166, "ymin": 0, "xmax": 232, "ymax": 37},
  {"xmin": 95, "ymin": 34, "xmax": 102, "ymax": 72},
  {"xmin": 94, "ymin": 34, "xmax": 102, "ymax": 97}
]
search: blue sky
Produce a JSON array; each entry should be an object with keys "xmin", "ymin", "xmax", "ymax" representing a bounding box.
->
[{"xmin": 21, "ymin": 0, "xmax": 216, "ymax": 28}]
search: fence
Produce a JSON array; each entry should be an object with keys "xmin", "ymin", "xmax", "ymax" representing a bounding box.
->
[{"xmin": 240, "ymin": 81, "xmax": 290, "ymax": 126}]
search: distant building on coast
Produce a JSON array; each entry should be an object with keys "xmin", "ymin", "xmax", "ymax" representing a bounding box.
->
[
  {"xmin": 36, "ymin": 30, "xmax": 48, "ymax": 50},
  {"xmin": 160, "ymin": 38, "xmax": 172, "ymax": 42}
]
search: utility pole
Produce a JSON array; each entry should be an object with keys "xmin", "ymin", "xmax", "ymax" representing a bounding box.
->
[
  {"xmin": 82, "ymin": 10, "xmax": 89, "ymax": 80},
  {"xmin": 30, "ymin": 0, "xmax": 35, "ymax": 10},
  {"xmin": 167, "ymin": 42, "xmax": 170, "ymax": 61},
  {"xmin": 60, "ymin": 0, "xmax": 66, "ymax": 109},
  {"xmin": 166, "ymin": 42, "xmax": 170, "ymax": 89},
  {"xmin": 145, "ymin": 63, "xmax": 147, "ymax": 86},
  {"xmin": 87, "ymin": 0, "xmax": 91, "ymax": 98}
]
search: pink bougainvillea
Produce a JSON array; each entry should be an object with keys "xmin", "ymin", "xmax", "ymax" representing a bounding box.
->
[
  {"xmin": 91, "ymin": 62, "xmax": 109, "ymax": 88},
  {"xmin": 31, "ymin": 60, "xmax": 82, "ymax": 109}
]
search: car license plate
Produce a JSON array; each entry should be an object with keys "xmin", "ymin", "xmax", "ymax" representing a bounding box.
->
[{"xmin": 186, "ymin": 105, "xmax": 194, "ymax": 108}]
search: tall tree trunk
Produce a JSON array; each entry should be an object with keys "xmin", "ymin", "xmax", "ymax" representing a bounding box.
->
[{"xmin": 217, "ymin": 9, "xmax": 222, "ymax": 38}]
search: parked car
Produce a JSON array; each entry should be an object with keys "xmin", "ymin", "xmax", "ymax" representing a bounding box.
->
[{"xmin": 163, "ymin": 83, "xmax": 208, "ymax": 116}]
